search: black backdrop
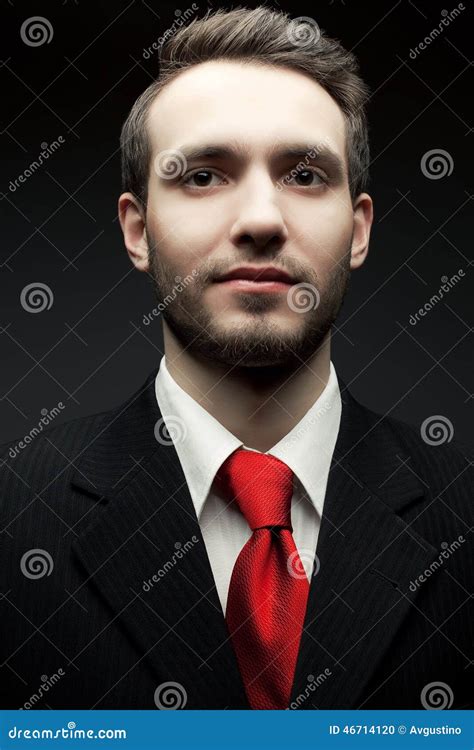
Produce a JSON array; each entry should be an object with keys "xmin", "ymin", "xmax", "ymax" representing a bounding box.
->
[{"xmin": 1, "ymin": 0, "xmax": 472, "ymax": 448}]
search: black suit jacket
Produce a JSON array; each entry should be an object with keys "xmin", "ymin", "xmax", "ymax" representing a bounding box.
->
[{"xmin": 0, "ymin": 368, "xmax": 472, "ymax": 710}]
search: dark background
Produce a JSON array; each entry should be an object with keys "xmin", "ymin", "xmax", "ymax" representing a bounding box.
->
[{"xmin": 1, "ymin": 0, "xmax": 472, "ymax": 448}]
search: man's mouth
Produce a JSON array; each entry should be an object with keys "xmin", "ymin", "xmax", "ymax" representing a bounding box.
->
[{"xmin": 214, "ymin": 265, "xmax": 298, "ymax": 292}]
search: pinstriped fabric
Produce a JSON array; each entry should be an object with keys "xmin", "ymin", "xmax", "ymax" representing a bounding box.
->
[{"xmin": 0, "ymin": 368, "xmax": 472, "ymax": 709}]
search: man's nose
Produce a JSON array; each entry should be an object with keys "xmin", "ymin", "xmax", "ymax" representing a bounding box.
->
[{"xmin": 229, "ymin": 176, "xmax": 289, "ymax": 252}]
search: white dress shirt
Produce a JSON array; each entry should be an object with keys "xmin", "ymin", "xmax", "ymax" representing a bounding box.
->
[{"xmin": 155, "ymin": 356, "xmax": 342, "ymax": 614}]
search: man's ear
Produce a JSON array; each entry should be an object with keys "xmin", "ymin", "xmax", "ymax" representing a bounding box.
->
[
  {"xmin": 118, "ymin": 192, "xmax": 149, "ymax": 272},
  {"xmin": 350, "ymin": 192, "xmax": 373, "ymax": 270}
]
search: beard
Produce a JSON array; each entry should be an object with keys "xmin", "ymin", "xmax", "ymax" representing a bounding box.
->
[{"xmin": 146, "ymin": 232, "xmax": 352, "ymax": 371}]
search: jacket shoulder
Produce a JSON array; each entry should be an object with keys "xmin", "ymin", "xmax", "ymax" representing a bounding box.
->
[
  {"xmin": 383, "ymin": 409, "xmax": 473, "ymax": 467},
  {"xmin": 0, "ymin": 408, "xmax": 110, "ymax": 497},
  {"xmin": 355, "ymin": 399, "xmax": 473, "ymax": 505}
]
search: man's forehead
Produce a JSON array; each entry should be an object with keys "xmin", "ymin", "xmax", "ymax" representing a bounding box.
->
[{"xmin": 147, "ymin": 61, "xmax": 347, "ymax": 158}]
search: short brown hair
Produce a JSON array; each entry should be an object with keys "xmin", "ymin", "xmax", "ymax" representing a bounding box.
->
[{"xmin": 120, "ymin": 6, "xmax": 370, "ymax": 209}]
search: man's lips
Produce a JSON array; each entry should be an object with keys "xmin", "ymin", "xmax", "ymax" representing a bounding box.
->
[
  {"xmin": 216, "ymin": 278, "xmax": 292, "ymax": 292},
  {"xmin": 215, "ymin": 266, "xmax": 297, "ymax": 285}
]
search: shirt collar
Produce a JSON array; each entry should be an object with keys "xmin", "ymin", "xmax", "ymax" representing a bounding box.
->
[{"xmin": 155, "ymin": 356, "xmax": 341, "ymax": 520}]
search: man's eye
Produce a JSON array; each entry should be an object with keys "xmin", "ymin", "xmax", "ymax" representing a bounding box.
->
[
  {"xmin": 182, "ymin": 170, "xmax": 223, "ymax": 188},
  {"xmin": 285, "ymin": 169, "xmax": 326, "ymax": 187}
]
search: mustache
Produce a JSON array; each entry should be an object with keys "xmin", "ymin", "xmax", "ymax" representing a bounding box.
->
[{"xmin": 203, "ymin": 258, "xmax": 316, "ymax": 286}]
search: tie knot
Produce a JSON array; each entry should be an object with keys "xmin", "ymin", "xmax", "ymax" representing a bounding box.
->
[{"xmin": 215, "ymin": 448, "xmax": 294, "ymax": 531}]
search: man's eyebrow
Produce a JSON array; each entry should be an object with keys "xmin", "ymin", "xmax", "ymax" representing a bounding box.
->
[
  {"xmin": 176, "ymin": 141, "xmax": 346, "ymax": 177},
  {"xmin": 273, "ymin": 143, "xmax": 346, "ymax": 178}
]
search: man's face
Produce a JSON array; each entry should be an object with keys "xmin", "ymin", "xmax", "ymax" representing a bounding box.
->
[{"xmin": 137, "ymin": 61, "xmax": 371, "ymax": 368}]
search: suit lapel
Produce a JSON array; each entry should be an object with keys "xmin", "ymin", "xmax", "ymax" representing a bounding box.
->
[
  {"xmin": 290, "ymin": 382, "xmax": 439, "ymax": 709},
  {"xmin": 70, "ymin": 368, "xmax": 440, "ymax": 709},
  {"xmin": 70, "ymin": 370, "xmax": 248, "ymax": 709}
]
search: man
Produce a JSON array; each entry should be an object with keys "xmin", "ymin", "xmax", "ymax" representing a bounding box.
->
[{"xmin": 0, "ymin": 7, "xmax": 472, "ymax": 711}]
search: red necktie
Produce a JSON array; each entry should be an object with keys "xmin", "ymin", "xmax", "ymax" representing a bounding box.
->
[{"xmin": 215, "ymin": 448, "xmax": 310, "ymax": 710}]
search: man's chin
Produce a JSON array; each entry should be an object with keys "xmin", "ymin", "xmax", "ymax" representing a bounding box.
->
[
  {"xmin": 160, "ymin": 295, "xmax": 334, "ymax": 369},
  {"xmin": 185, "ymin": 322, "xmax": 329, "ymax": 370}
]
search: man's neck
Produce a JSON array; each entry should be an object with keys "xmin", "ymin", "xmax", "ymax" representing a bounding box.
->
[{"xmin": 162, "ymin": 326, "xmax": 332, "ymax": 453}]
